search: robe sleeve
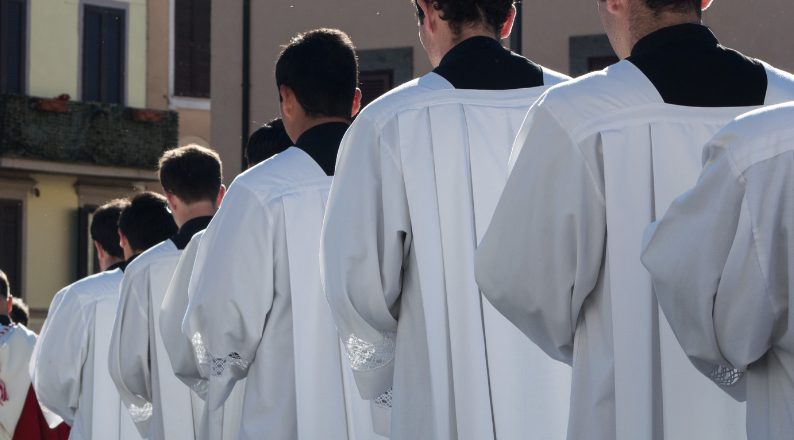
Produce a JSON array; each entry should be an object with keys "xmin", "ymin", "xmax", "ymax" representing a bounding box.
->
[
  {"xmin": 183, "ymin": 184, "xmax": 274, "ymax": 409},
  {"xmin": 108, "ymin": 267, "xmax": 153, "ymax": 432},
  {"xmin": 475, "ymin": 104, "xmax": 606, "ymax": 365},
  {"xmin": 29, "ymin": 290, "xmax": 90, "ymax": 426},
  {"xmin": 159, "ymin": 234, "xmax": 206, "ymax": 398},
  {"xmin": 321, "ymin": 114, "xmax": 409, "ymax": 400},
  {"xmin": 641, "ymin": 147, "xmax": 776, "ymax": 398}
]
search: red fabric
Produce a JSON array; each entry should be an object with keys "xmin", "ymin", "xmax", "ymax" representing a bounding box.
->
[{"xmin": 12, "ymin": 386, "xmax": 70, "ymax": 440}]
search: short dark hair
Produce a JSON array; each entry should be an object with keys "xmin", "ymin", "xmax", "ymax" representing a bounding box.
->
[
  {"xmin": 275, "ymin": 29, "xmax": 359, "ymax": 119},
  {"xmin": 11, "ymin": 297, "xmax": 28, "ymax": 326},
  {"xmin": 245, "ymin": 118, "xmax": 293, "ymax": 167},
  {"xmin": 158, "ymin": 145, "xmax": 223, "ymax": 204},
  {"xmin": 413, "ymin": 0, "xmax": 514, "ymax": 36},
  {"xmin": 644, "ymin": 0, "xmax": 702, "ymax": 16},
  {"xmin": 0, "ymin": 270, "xmax": 9, "ymax": 298},
  {"xmin": 118, "ymin": 192, "xmax": 177, "ymax": 252},
  {"xmin": 90, "ymin": 199, "xmax": 128, "ymax": 259}
]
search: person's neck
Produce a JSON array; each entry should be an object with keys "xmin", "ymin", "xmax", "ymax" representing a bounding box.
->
[
  {"xmin": 435, "ymin": 27, "xmax": 499, "ymax": 67},
  {"xmin": 99, "ymin": 256, "xmax": 124, "ymax": 272},
  {"xmin": 629, "ymin": 12, "xmax": 701, "ymax": 52},
  {"xmin": 291, "ymin": 117, "xmax": 349, "ymax": 143},
  {"xmin": 173, "ymin": 202, "xmax": 216, "ymax": 228}
]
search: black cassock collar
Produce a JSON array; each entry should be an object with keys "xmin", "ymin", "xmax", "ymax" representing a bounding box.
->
[
  {"xmin": 628, "ymin": 23, "xmax": 767, "ymax": 107},
  {"xmin": 294, "ymin": 122, "xmax": 349, "ymax": 177},
  {"xmin": 171, "ymin": 216, "xmax": 213, "ymax": 250}
]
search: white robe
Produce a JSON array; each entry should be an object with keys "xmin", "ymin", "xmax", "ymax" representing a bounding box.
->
[
  {"xmin": 182, "ymin": 147, "xmax": 385, "ymax": 440},
  {"xmin": 475, "ymin": 61, "xmax": 794, "ymax": 440},
  {"xmin": 642, "ymin": 102, "xmax": 794, "ymax": 440},
  {"xmin": 0, "ymin": 323, "xmax": 37, "ymax": 440},
  {"xmin": 30, "ymin": 269, "xmax": 142, "ymax": 440},
  {"xmin": 159, "ymin": 231, "xmax": 244, "ymax": 440},
  {"xmin": 321, "ymin": 70, "xmax": 572, "ymax": 440},
  {"xmin": 109, "ymin": 240, "xmax": 202, "ymax": 440}
]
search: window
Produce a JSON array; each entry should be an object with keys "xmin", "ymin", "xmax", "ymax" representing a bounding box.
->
[
  {"xmin": 0, "ymin": 199, "xmax": 23, "ymax": 298},
  {"xmin": 359, "ymin": 70, "xmax": 393, "ymax": 108},
  {"xmin": 173, "ymin": 0, "xmax": 210, "ymax": 98},
  {"xmin": 0, "ymin": 0, "xmax": 26, "ymax": 94},
  {"xmin": 82, "ymin": 5, "xmax": 125, "ymax": 104},
  {"xmin": 569, "ymin": 34, "xmax": 618, "ymax": 77}
]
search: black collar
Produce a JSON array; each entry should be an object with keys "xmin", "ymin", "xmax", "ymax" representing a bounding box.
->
[
  {"xmin": 631, "ymin": 23, "xmax": 717, "ymax": 58},
  {"xmin": 170, "ymin": 216, "xmax": 213, "ymax": 250},
  {"xmin": 107, "ymin": 261, "xmax": 126, "ymax": 273},
  {"xmin": 294, "ymin": 122, "xmax": 349, "ymax": 176},
  {"xmin": 433, "ymin": 36, "xmax": 544, "ymax": 90},
  {"xmin": 0, "ymin": 315, "xmax": 11, "ymax": 327},
  {"xmin": 627, "ymin": 23, "xmax": 767, "ymax": 107}
]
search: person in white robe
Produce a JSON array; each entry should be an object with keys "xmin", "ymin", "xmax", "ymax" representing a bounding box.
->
[
  {"xmin": 181, "ymin": 29, "xmax": 385, "ymax": 440},
  {"xmin": 320, "ymin": 2, "xmax": 571, "ymax": 439},
  {"xmin": 30, "ymin": 199, "xmax": 148, "ymax": 440},
  {"xmin": 641, "ymin": 102, "xmax": 794, "ymax": 440},
  {"xmin": 108, "ymin": 148, "xmax": 224, "ymax": 440},
  {"xmin": 474, "ymin": 1, "xmax": 794, "ymax": 439}
]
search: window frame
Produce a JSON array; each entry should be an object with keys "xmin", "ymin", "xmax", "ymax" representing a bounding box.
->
[
  {"xmin": 0, "ymin": 176, "xmax": 33, "ymax": 302},
  {"xmin": 168, "ymin": 0, "xmax": 211, "ymax": 110},
  {"xmin": 78, "ymin": 0, "xmax": 129, "ymax": 106}
]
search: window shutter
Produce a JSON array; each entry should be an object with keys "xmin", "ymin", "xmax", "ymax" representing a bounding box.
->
[
  {"xmin": 0, "ymin": 0, "xmax": 27, "ymax": 94},
  {"xmin": 0, "ymin": 199, "xmax": 23, "ymax": 298},
  {"xmin": 359, "ymin": 70, "xmax": 394, "ymax": 108},
  {"xmin": 174, "ymin": 0, "xmax": 210, "ymax": 98},
  {"xmin": 82, "ymin": 6, "xmax": 125, "ymax": 104}
]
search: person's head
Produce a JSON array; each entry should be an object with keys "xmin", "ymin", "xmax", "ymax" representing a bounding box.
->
[
  {"xmin": 596, "ymin": 0, "xmax": 713, "ymax": 58},
  {"xmin": 412, "ymin": 0, "xmax": 517, "ymax": 67},
  {"xmin": 275, "ymin": 29, "xmax": 362, "ymax": 143},
  {"xmin": 91, "ymin": 199, "xmax": 128, "ymax": 271},
  {"xmin": 158, "ymin": 145, "xmax": 225, "ymax": 227},
  {"xmin": 117, "ymin": 192, "xmax": 178, "ymax": 259},
  {"xmin": 0, "ymin": 270, "xmax": 11, "ymax": 318},
  {"xmin": 245, "ymin": 118, "xmax": 293, "ymax": 169},
  {"xmin": 11, "ymin": 297, "xmax": 29, "ymax": 327}
]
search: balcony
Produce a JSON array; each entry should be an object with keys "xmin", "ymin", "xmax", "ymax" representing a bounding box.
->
[{"xmin": 0, "ymin": 94, "xmax": 178, "ymax": 172}]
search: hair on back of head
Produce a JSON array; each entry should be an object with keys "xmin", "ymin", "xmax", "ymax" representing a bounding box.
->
[
  {"xmin": 118, "ymin": 191, "xmax": 178, "ymax": 252},
  {"xmin": 91, "ymin": 199, "xmax": 128, "ymax": 260},
  {"xmin": 0, "ymin": 270, "xmax": 9, "ymax": 299},
  {"xmin": 275, "ymin": 28, "xmax": 359, "ymax": 119},
  {"xmin": 245, "ymin": 118, "xmax": 293, "ymax": 167},
  {"xmin": 158, "ymin": 144, "xmax": 223, "ymax": 205},
  {"xmin": 11, "ymin": 297, "xmax": 29, "ymax": 326},
  {"xmin": 643, "ymin": 0, "xmax": 702, "ymax": 16},
  {"xmin": 413, "ymin": 0, "xmax": 514, "ymax": 36}
]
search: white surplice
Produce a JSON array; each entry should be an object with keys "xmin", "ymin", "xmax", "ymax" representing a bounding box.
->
[
  {"xmin": 475, "ymin": 61, "xmax": 794, "ymax": 440},
  {"xmin": 109, "ymin": 241, "xmax": 202, "ymax": 440},
  {"xmin": 159, "ymin": 231, "xmax": 243, "ymax": 440},
  {"xmin": 182, "ymin": 147, "xmax": 385, "ymax": 440},
  {"xmin": 0, "ymin": 323, "xmax": 37, "ymax": 440},
  {"xmin": 30, "ymin": 269, "xmax": 142, "ymax": 440},
  {"xmin": 642, "ymin": 102, "xmax": 794, "ymax": 440},
  {"xmin": 321, "ymin": 70, "xmax": 572, "ymax": 440}
]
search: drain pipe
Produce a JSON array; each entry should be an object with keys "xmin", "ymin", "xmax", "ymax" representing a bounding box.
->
[{"xmin": 241, "ymin": 0, "xmax": 251, "ymax": 169}]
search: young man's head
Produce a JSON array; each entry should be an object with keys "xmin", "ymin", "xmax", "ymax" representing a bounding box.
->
[
  {"xmin": 0, "ymin": 270, "xmax": 11, "ymax": 318},
  {"xmin": 91, "ymin": 199, "xmax": 128, "ymax": 271},
  {"xmin": 11, "ymin": 297, "xmax": 29, "ymax": 327},
  {"xmin": 413, "ymin": 0, "xmax": 517, "ymax": 67},
  {"xmin": 275, "ymin": 29, "xmax": 362, "ymax": 143},
  {"xmin": 245, "ymin": 118, "xmax": 293, "ymax": 169},
  {"xmin": 597, "ymin": 0, "xmax": 713, "ymax": 58},
  {"xmin": 118, "ymin": 192, "xmax": 178, "ymax": 260},
  {"xmin": 158, "ymin": 144, "xmax": 225, "ymax": 227}
]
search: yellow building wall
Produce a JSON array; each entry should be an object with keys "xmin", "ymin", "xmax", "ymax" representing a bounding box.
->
[
  {"xmin": 28, "ymin": 0, "xmax": 147, "ymax": 108},
  {"xmin": 24, "ymin": 175, "xmax": 79, "ymax": 315}
]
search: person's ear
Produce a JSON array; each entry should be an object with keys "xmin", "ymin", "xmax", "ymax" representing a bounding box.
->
[
  {"xmin": 6, "ymin": 297, "xmax": 11, "ymax": 316},
  {"xmin": 279, "ymin": 85, "xmax": 296, "ymax": 120},
  {"xmin": 417, "ymin": 0, "xmax": 436, "ymax": 34},
  {"xmin": 163, "ymin": 191, "xmax": 179, "ymax": 214},
  {"xmin": 94, "ymin": 241, "xmax": 107, "ymax": 261},
  {"xmin": 499, "ymin": 4, "xmax": 517, "ymax": 40},
  {"xmin": 118, "ymin": 229, "xmax": 128, "ymax": 251},
  {"xmin": 215, "ymin": 185, "xmax": 227, "ymax": 208},
  {"xmin": 351, "ymin": 88, "xmax": 362, "ymax": 118},
  {"xmin": 701, "ymin": 0, "xmax": 713, "ymax": 10},
  {"xmin": 604, "ymin": 0, "xmax": 625, "ymax": 15}
]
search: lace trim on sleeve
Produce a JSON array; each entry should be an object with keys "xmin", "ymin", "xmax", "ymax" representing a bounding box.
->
[
  {"xmin": 344, "ymin": 332, "xmax": 396, "ymax": 372},
  {"xmin": 374, "ymin": 388, "xmax": 393, "ymax": 409},
  {"xmin": 191, "ymin": 333, "xmax": 251, "ymax": 377},
  {"xmin": 709, "ymin": 365, "xmax": 744, "ymax": 387},
  {"xmin": 127, "ymin": 402, "xmax": 153, "ymax": 423}
]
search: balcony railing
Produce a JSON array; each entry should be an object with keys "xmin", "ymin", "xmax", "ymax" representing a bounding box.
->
[{"xmin": 0, "ymin": 94, "xmax": 178, "ymax": 170}]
